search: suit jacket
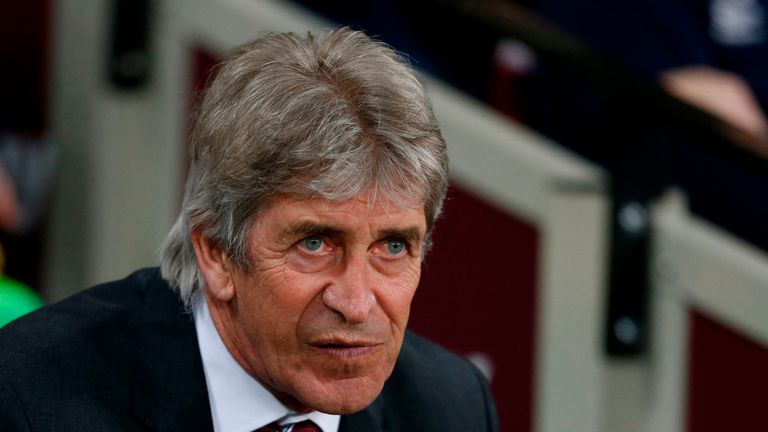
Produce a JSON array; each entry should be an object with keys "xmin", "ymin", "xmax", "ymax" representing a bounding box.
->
[{"xmin": 0, "ymin": 268, "xmax": 499, "ymax": 431}]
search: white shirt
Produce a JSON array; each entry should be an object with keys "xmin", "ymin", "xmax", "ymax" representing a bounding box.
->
[{"xmin": 193, "ymin": 299, "xmax": 341, "ymax": 432}]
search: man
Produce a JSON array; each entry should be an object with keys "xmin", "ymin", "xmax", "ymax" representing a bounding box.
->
[{"xmin": 0, "ymin": 28, "xmax": 498, "ymax": 431}]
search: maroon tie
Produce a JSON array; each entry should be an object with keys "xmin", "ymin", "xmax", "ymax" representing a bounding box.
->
[{"xmin": 255, "ymin": 420, "xmax": 321, "ymax": 432}]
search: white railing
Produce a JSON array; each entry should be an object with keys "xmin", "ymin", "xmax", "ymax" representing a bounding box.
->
[{"xmin": 640, "ymin": 190, "xmax": 768, "ymax": 432}]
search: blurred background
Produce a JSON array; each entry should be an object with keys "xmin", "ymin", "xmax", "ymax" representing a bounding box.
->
[{"xmin": 1, "ymin": 0, "xmax": 767, "ymax": 431}]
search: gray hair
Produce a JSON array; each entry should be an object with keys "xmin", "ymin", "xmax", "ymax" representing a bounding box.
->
[{"xmin": 160, "ymin": 28, "xmax": 449, "ymax": 306}]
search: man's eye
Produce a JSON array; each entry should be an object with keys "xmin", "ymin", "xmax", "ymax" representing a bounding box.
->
[
  {"xmin": 302, "ymin": 236, "xmax": 324, "ymax": 252},
  {"xmin": 385, "ymin": 239, "xmax": 406, "ymax": 255}
]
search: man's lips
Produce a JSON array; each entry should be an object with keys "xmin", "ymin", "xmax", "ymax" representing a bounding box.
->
[{"xmin": 307, "ymin": 338, "xmax": 384, "ymax": 360}]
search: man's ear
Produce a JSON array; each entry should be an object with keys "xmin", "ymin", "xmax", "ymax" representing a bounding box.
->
[{"xmin": 191, "ymin": 228, "xmax": 236, "ymax": 302}]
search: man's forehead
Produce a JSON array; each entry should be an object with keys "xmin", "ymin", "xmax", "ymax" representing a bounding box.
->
[
  {"xmin": 264, "ymin": 193, "xmax": 427, "ymax": 236},
  {"xmin": 271, "ymin": 191, "xmax": 423, "ymax": 217}
]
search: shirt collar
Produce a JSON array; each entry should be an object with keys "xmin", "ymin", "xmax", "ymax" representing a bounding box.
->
[{"xmin": 193, "ymin": 298, "xmax": 340, "ymax": 432}]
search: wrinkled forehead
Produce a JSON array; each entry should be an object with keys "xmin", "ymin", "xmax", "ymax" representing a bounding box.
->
[
  {"xmin": 271, "ymin": 170, "xmax": 428, "ymax": 213},
  {"xmin": 263, "ymin": 187, "xmax": 426, "ymax": 220}
]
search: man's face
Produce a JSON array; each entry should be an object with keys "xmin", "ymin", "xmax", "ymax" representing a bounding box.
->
[{"xmin": 210, "ymin": 191, "xmax": 426, "ymax": 414}]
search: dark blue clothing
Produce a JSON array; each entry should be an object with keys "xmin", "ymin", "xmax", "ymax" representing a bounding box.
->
[
  {"xmin": 536, "ymin": 0, "xmax": 768, "ymax": 112},
  {"xmin": 529, "ymin": 0, "xmax": 768, "ymax": 250}
]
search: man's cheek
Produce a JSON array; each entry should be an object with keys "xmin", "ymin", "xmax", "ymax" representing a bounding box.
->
[{"xmin": 380, "ymin": 278, "xmax": 419, "ymax": 321}]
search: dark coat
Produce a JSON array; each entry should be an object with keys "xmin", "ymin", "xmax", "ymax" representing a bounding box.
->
[{"xmin": 0, "ymin": 268, "xmax": 498, "ymax": 431}]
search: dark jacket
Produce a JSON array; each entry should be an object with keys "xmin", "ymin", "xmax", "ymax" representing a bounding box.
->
[{"xmin": 0, "ymin": 268, "xmax": 498, "ymax": 431}]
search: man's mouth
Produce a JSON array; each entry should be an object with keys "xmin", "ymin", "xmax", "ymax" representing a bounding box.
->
[{"xmin": 308, "ymin": 339, "xmax": 383, "ymax": 360}]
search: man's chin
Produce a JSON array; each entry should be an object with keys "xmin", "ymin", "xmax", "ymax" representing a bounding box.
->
[
  {"xmin": 308, "ymin": 394, "xmax": 379, "ymax": 415},
  {"xmin": 298, "ymin": 376, "xmax": 386, "ymax": 414}
]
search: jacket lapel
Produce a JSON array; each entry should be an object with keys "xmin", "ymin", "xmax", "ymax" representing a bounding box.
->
[{"xmin": 130, "ymin": 275, "xmax": 213, "ymax": 431}]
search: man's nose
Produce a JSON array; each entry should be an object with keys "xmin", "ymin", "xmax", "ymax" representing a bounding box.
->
[{"xmin": 321, "ymin": 252, "xmax": 375, "ymax": 324}]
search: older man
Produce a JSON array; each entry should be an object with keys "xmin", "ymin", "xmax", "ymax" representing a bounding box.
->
[{"xmin": 0, "ymin": 29, "xmax": 498, "ymax": 431}]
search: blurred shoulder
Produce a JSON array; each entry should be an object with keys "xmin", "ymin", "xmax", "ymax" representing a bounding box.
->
[
  {"xmin": 393, "ymin": 331, "xmax": 489, "ymax": 392},
  {"xmin": 379, "ymin": 331, "xmax": 499, "ymax": 431},
  {"xmin": 0, "ymin": 268, "xmax": 165, "ymax": 363}
]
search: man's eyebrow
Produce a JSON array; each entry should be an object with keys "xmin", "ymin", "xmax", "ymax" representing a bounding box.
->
[
  {"xmin": 282, "ymin": 221, "xmax": 343, "ymax": 238},
  {"xmin": 282, "ymin": 223, "xmax": 424, "ymax": 242},
  {"xmin": 377, "ymin": 226, "xmax": 424, "ymax": 243}
]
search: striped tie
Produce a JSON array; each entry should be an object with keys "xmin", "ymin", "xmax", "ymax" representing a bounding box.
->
[{"xmin": 256, "ymin": 420, "xmax": 321, "ymax": 432}]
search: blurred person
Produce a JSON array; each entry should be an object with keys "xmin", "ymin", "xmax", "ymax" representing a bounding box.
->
[
  {"xmin": 0, "ymin": 133, "xmax": 55, "ymax": 235},
  {"xmin": 0, "ymin": 165, "xmax": 20, "ymax": 232},
  {"xmin": 535, "ymin": 0, "xmax": 768, "ymax": 141},
  {"xmin": 0, "ymin": 241, "xmax": 44, "ymax": 327},
  {"xmin": 0, "ymin": 28, "xmax": 498, "ymax": 431},
  {"xmin": 0, "ymin": 141, "xmax": 47, "ymax": 327},
  {"xmin": 524, "ymin": 0, "xmax": 768, "ymax": 249}
]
